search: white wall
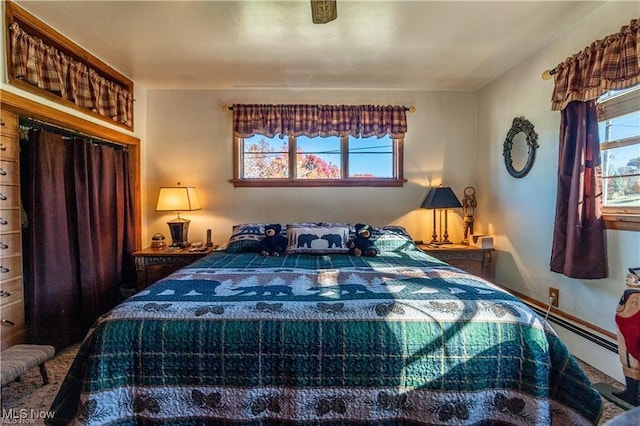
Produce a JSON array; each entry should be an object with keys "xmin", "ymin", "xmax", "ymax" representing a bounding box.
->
[
  {"xmin": 476, "ymin": 2, "xmax": 640, "ymax": 378},
  {"xmin": 144, "ymin": 89, "xmax": 477, "ymax": 247}
]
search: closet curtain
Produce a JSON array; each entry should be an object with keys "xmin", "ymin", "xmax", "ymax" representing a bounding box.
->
[{"xmin": 21, "ymin": 129, "xmax": 136, "ymax": 350}]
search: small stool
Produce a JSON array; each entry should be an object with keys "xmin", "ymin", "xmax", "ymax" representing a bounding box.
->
[{"xmin": 0, "ymin": 344, "xmax": 56, "ymax": 386}]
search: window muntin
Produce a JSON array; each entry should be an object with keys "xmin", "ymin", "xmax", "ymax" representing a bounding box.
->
[
  {"xmin": 597, "ymin": 87, "xmax": 640, "ymax": 211},
  {"xmin": 236, "ymin": 133, "xmax": 403, "ymax": 186}
]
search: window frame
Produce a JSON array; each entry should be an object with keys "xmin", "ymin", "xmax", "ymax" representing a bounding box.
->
[
  {"xmin": 231, "ymin": 135, "xmax": 405, "ymax": 187},
  {"xmin": 596, "ymin": 86, "xmax": 640, "ymax": 231}
]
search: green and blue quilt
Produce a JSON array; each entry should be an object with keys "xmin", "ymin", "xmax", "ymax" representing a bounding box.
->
[{"xmin": 49, "ymin": 249, "xmax": 602, "ymax": 425}]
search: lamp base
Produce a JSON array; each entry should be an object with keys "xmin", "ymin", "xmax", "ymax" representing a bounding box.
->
[{"xmin": 167, "ymin": 217, "xmax": 191, "ymax": 248}]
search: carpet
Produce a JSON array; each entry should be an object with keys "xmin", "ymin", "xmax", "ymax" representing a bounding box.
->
[{"xmin": 0, "ymin": 344, "xmax": 631, "ymax": 425}]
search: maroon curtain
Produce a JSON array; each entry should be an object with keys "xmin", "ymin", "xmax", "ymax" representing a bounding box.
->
[
  {"xmin": 21, "ymin": 129, "xmax": 136, "ymax": 350},
  {"xmin": 550, "ymin": 100, "xmax": 607, "ymax": 279}
]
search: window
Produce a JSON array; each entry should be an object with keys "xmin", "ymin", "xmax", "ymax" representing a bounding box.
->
[
  {"xmin": 233, "ymin": 134, "xmax": 403, "ymax": 187},
  {"xmin": 597, "ymin": 86, "xmax": 640, "ymax": 231}
]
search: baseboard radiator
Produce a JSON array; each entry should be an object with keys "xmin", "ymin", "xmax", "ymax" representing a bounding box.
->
[
  {"xmin": 502, "ymin": 287, "xmax": 619, "ymax": 354},
  {"xmin": 527, "ymin": 303, "xmax": 618, "ymax": 354}
]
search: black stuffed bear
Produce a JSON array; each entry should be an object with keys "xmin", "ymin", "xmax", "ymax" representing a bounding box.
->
[
  {"xmin": 348, "ymin": 223, "xmax": 378, "ymax": 257},
  {"xmin": 259, "ymin": 224, "xmax": 288, "ymax": 256}
]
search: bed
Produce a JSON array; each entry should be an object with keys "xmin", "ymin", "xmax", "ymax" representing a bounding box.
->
[{"xmin": 48, "ymin": 224, "xmax": 602, "ymax": 425}]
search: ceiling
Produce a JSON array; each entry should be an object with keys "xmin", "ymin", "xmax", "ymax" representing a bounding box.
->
[{"xmin": 13, "ymin": 1, "xmax": 609, "ymax": 91}]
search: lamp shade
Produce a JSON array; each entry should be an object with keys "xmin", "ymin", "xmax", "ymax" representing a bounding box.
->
[
  {"xmin": 421, "ymin": 186, "xmax": 462, "ymax": 209},
  {"xmin": 156, "ymin": 187, "xmax": 201, "ymax": 212}
]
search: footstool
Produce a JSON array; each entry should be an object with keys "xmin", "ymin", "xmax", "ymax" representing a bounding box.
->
[{"xmin": 0, "ymin": 344, "xmax": 56, "ymax": 386}]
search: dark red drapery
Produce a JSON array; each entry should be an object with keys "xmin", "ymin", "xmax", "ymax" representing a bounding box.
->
[
  {"xmin": 550, "ymin": 100, "xmax": 607, "ymax": 279},
  {"xmin": 21, "ymin": 129, "xmax": 136, "ymax": 350}
]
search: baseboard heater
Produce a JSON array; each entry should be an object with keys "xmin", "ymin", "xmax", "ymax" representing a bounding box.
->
[{"xmin": 526, "ymin": 302, "xmax": 618, "ymax": 354}]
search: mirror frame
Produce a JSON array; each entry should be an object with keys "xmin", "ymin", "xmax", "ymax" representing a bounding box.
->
[{"xmin": 503, "ymin": 116, "xmax": 539, "ymax": 178}]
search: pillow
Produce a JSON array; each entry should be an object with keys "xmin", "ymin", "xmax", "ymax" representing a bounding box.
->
[
  {"xmin": 226, "ymin": 223, "xmax": 285, "ymax": 253},
  {"xmin": 286, "ymin": 225, "xmax": 350, "ymax": 254},
  {"xmin": 370, "ymin": 225, "xmax": 417, "ymax": 252}
]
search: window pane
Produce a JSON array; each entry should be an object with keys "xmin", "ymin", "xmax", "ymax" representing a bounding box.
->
[
  {"xmin": 599, "ymin": 110, "xmax": 640, "ymax": 142},
  {"xmin": 296, "ymin": 136, "xmax": 341, "ymax": 179},
  {"xmin": 601, "ymin": 144, "xmax": 640, "ymax": 207},
  {"xmin": 348, "ymin": 135, "xmax": 393, "ymax": 178},
  {"xmin": 242, "ymin": 135, "xmax": 288, "ymax": 178},
  {"xmin": 604, "ymin": 176, "xmax": 640, "ymax": 207}
]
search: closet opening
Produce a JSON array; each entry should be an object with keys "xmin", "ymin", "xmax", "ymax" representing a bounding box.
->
[{"xmin": 19, "ymin": 116, "xmax": 138, "ymax": 349}]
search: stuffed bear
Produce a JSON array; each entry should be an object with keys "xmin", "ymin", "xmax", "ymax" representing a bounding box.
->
[
  {"xmin": 348, "ymin": 223, "xmax": 378, "ymax": 257},
  {"xmin": 259, "ymin": 224, "xmax": 288, "ymax": 256}
]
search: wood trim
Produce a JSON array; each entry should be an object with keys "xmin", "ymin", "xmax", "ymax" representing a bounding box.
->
[
  {"xmin": 603, "ymin": 213, "xmax": 640, "ymax": 231},
  {"xmin": 0, "ymin": 89, "xmax": 142, "ymax": 249},
  {"xmin": 4, "ymin": 1, "xmax": 134, "ymax": 131},
  {"xmin": 233, "ymin": 135, "xmax": 405, "ymax": 187}
]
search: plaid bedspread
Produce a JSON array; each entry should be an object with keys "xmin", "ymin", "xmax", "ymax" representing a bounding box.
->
[{"xmin": 49, "ymin": 250, "xmax": 602, "ymax": 425}]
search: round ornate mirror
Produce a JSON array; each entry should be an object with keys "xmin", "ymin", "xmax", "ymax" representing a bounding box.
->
[{"xmin": 503, "ymin": 116, "xmax": 539, "ymax": 178}]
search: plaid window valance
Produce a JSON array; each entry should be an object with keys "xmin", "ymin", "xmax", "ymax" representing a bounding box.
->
[
  {"xmin": 232, "ymin": 104, "xmax": 408, "ymax": 139},
  {"xmin": 8, "ymin": 22, "xmax": 134, "ymax": 127},
  {"xmin": 551, "ymin": 18, "xmax": 639, "ymax": 111}
]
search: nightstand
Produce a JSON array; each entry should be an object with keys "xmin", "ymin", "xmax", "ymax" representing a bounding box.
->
[
  {"xmin": 132, "ymin": 246, "xmax": 216, "ymax": 290},
  {"xmin": 418, "ymin": 243, "xmax": 495, "ymax": 281}
]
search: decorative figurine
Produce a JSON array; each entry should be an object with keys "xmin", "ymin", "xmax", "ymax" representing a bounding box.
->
[
  {"xmin": 258, "ymin": 224, "xmax": 288, "ymax": 256},
  {"xmin": 347, "ymin": 224, "xmax": 378, "ymax": 257},
  {"xmin": 461, "ymin": 186, "xmax": 477, "ymax": 245},
  {"xmin": 613, "ymin": 269, "xmax": 640, "ymax": 406}
]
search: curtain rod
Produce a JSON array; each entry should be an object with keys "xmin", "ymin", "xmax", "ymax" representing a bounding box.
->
[
  {"xmin": 222, "ymin": 104, "xmax": 416, "ymax": 113},
  {"xmin": 19, "ymin": 116, "xmax": 127, "ymax": 149}
]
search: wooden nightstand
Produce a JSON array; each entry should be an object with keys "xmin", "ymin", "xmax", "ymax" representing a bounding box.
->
[
  {"xmin": 132, "ymin": 246, "xmax": 216, "ymax": 290},
  {"xmin": 418, "ymin": 243, "xmax": 495, "ymax": 281}
]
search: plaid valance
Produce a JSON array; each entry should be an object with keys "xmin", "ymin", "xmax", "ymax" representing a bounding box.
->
[
  {"xmin": 232, "ymin": 104, "xmax": 408, "ymax": 139},
  {"xmin": 551, "ymin": 18, "xmax": 640, "ymax": 111},
  {"xmin": 9, "ymin": 22, "xmax": 133, "ymax": 127}
]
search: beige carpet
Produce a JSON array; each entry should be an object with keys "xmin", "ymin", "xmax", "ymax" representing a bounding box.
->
[{"xmin": 0, "ymin": 344, "xmax": 631, "ymax": 425}]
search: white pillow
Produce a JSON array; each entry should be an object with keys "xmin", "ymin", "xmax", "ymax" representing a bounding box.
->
[{"xmin": 285, "ymin": 225, "xmax": 350, "ymax": 254}]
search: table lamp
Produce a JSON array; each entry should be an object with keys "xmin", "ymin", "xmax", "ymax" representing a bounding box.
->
[
  {"xmin": 420, "ymin": 186, "xmax": 462, "ymax": 245},
  {"xmin": 155, "ymin": 185, "xmax": 201, "ymax": 248}
]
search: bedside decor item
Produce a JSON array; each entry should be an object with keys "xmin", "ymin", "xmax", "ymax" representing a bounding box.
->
[
  {"xmin": 150, "ymin": 233, "xmax": 166, "ymax": 249},
  {"xmin": 421, "ymin": 186, "xmax": 462, "ymax": 245},
  {"xmin": 503, "ymin": 116, "xmax": 539, "ymax": 178},
  {"xmin": 461, "ymin": 186, "xmax": 477, "ymax": 245},
  {"xmin": 155, "ymin": 185, "xmax": 201, "ymax": 248}
]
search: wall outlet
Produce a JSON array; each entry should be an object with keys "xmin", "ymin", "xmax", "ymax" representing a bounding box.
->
[{"xmin": 548, "ymin": 287, "xmax": 559, "ymax": 307}]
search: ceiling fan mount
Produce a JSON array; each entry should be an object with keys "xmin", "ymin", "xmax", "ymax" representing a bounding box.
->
[{"xmin": 311, "ymin": 0, "xmax": 337, "ymax": 24}]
